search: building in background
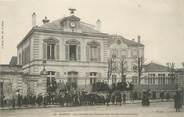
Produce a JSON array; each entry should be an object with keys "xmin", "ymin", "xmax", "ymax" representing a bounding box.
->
[
  {"xmin": 132, "ymin": 62, "xmax": 175, "ymax": 91},
  {"xmin": 0, "ymin": 59, "xmax": 23, "ymax": 103},
  {"xmin": 175, "ymin": 68, "xmax": 184, "ymax": 89}
]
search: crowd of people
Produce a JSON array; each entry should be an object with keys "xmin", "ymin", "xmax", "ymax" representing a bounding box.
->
[
  {"xmin": 0, "ymin": 79, "xmax": 183, "ymax": 113},
  {"xmin": 0, "ymin": 89, "xmax": 182, "ymax": 110},
  {"xmin": 0, "ymin": 90, "xmax": 127, "ymax": 108}
]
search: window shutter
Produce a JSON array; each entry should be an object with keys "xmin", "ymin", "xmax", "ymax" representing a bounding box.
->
[
  {"xmin": 97, "ymin": 47, "xmax": 101, "ymax": 62},
  {"xmin": 56, "ymin": 44, "xmax": 60, "ymax": 60},
  {"xmin": 86, "ymin": 46, "xmax": 90, "ymax": 61},
  {"xmin": 77, "ymin": 45, "xmax": 80, "ymax": 61},
  {"xmin": 65, "ymin": 45, "xmax": 69, "ymax": 60},
  {"xmin": 43, "ymin": 42, "xmax": 47, "ymax": 60}
]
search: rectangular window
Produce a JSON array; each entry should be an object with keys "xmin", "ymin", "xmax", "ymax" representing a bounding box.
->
[
  {"xmin": 158, "ymin": 74, "xmax": 165, "ymax": 85},
  {"xmin": 91, "ymin": 46, "xmax": 98, "ymax": 61},
  {"xmin": 69, "ymin": 45, "xmax": 77, "ymax": 61},
  {"xmin": 148, "ymin": 74, "xmax": 155, "ymax": 84},
  {"xmin": 51, "ymin": 44, "xmax": 55, "ymax": 59},
  {"xmin": 131, "ymin": 49, "xmax": 139, "ymax": 57},
  {"xmin": 47, "ymin": 44, "xmax": 55, "ymax": 59},
  {"xmin": 90, "ymin": 72, "xmax": 97, "ymax": 85},
  {"xmin": 89, "ymin": 46, "xmax": 100, "ymax": 62},
  {"xmin": 153, "ymin": 78, "xmax": 155, "ymax": 84}
]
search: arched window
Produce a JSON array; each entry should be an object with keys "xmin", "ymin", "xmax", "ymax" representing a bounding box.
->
[
  {"xmin": 65, "ymin": 39, "xmax": 80, "ymax": 61},
  {"xmin": 43, "ymin": 38, "xmax": 59, "ymax": 60},
  {"xmin": 86, "ymin": 41, "xmax": 101, "ymax": 62}
]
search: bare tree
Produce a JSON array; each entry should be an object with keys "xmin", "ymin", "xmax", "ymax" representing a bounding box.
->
[
  {"xmin": 166, "ymin": 62, "xmax": 175, "ymax": 85},
  {"xmin": 137, "ymin": 57, "xmax": 144, "ymax": 85},
  {"xmin": 120, "ymin": 57, "xmax": 127, "ymax": 82},
  {"xmin": 107, "ymin": 58, "xmax": 113, "ymax": 83},
  {"xmin": 182, "ymin": 62, "xmax": 184, "ymax": 68}
]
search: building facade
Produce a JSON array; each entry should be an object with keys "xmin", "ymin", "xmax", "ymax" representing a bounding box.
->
[
  {"xmin": 0, "ymin": 64, "xmax": 23, "ymax": 100},
  {"xmin": 175, "ymin": 68, "xmax": 184, "ymax": 89},
  {"xmin": 16, "ymin": 11, "xmax": 144, "ymax": 94},
  {"xmin": 133, "ymin": 62, "xmax": 175, "ymax": 91}
]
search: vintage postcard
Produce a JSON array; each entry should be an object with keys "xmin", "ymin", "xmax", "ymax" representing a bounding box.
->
[{"xmin": 0, "ymin": 0, "xmax": 184, "ymax": 117}]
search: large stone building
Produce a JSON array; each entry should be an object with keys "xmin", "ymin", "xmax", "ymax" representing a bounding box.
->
[{"xmin": 16, "ymin": 10, "xmax": 144, "ymax": 94}]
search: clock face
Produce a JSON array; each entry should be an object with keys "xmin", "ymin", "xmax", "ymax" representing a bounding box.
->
[{"xmin": 70, "ymin": 22, "xmax": 76, "ymax": 28}]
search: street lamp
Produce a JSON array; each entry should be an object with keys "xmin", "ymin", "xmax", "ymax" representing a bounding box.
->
[{"xmin": 40, "ymin": 60, "xmax": 47, "ymax": 94}]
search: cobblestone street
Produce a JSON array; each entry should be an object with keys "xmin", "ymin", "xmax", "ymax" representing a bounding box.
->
[{"xmin": 0, "ymin": 102, "xmax": 183, "ymax": 117}]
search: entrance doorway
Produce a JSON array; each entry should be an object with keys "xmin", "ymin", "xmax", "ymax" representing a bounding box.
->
[
  {"xmin": 67, "ymin": 71, "xmax": 78, "ymax": 90},
  {"xmin": 46, "ymin": 71, "xmax": 56, "ymax": 95}
]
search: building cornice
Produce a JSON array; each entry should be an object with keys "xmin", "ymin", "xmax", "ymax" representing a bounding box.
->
[
  {"xmin": 17, "ymin": 27, "xmax": 110, "ymax": 48},
  {"xmin": 35, "ymin": 27, "xmax": 109, "ymax": 37}
]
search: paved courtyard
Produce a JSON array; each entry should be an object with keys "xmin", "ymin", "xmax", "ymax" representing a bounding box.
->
[{"xmin": 0, "ymin": 102, "xmax": 183, "ymax": 117}]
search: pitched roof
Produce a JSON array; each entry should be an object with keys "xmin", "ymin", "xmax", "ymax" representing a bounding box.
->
[
  {"xmin": 121, "ymin": 37, "xmax": 144, "ymax": 47},
  {"xmin": 40, "ymin": 15, "xmax": 100, "ymax": 33},
  {"xmin": 175, "ymin": 68, "xmax": 184, "ymax": 73},
  {"xmin": 108, "ymin": 35, "xmax": 144, "ymax": 47},
  {"xmin": 9, "ymin": 56, "xmax": 17, "ymax": 66},
  {"xmin": 143, "ymin": 62, "xmax": 169, "ymax": 72}
]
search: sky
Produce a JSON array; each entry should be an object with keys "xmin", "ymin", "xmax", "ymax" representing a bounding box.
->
[{"xmin": 0, "ymin": 0, "xmax": 184, "ymax": 67}]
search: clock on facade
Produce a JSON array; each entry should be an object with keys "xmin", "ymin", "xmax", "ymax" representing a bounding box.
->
[{"xmin": 70, "ymin": 22, "xmax": 76, "ymax": 28}]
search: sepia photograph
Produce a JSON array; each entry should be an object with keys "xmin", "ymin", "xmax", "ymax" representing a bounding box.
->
[{"xmin": 0, "ymin": 0, "xmax": 184, "ymax": 117}]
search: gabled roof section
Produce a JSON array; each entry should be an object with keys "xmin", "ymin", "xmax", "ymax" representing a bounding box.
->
[
  {"xmin": 108, "ymin": 35, "xmax": 144, "ymax": 47},
  {"xmin": 143, "ymin": 62, "xmax": 169, "ymax": 72},
  {"xmin": 40, "ymin": 15, "xmax": 100, "ymax": 33}
]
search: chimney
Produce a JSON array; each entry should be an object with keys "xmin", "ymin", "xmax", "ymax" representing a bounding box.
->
[
  {"xmin": 96, "ymin": 19, "xmax": 101, "ymax": 32},
  {"xmin": 137, "ymin": 35, "xmax": 141, "ymax": 43},
  {"xmin": 32, "ymin": 12, "xmax": 36, "ymax": 27},
  {"xmin": 42, "ymin": 16, "xmax": 50, "ymax": 24}
]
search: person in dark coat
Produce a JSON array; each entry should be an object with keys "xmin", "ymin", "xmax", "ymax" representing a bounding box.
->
[
  {"xmin": 166, "ymin": 92, "xmax": 170, "ymax": 101},
  {"xmin": 116, "ymin": 92, "xmax": 122, "ymax": 105},
  {"xmin": 174, "ymin": 91, "xmax": 182, "ymax": 112},
  {"xmin": 17, "ymin": 94, "xmax": 22, "ymax": 108},
  {"xmin": 105, "ymin": 93, "xmax": 111, "ymax": 106},
  {"xmin": 123, "ymin": 93, "xmax": 126, "ymax": 104},
  {"xmin": 160, "ymin": 91, "xmax": 164, "ymax": 102},
  {"xmin": 12, "ymin": 96, "xmax": 15, "ymax": 109},
  {"xmin": 1, "ymin": 95, "xmax": 5, "ymax": 107},
  {"xmin": 142, "ymin": 91, "xmax": 150, "ymax": 106},
  {"xmin": 37, "ymin": 94, "xmax": 43, "ymax": 106},
  {"xmin": 111, "ymin": 95, "xmax": 115, "ymax": 105}
]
